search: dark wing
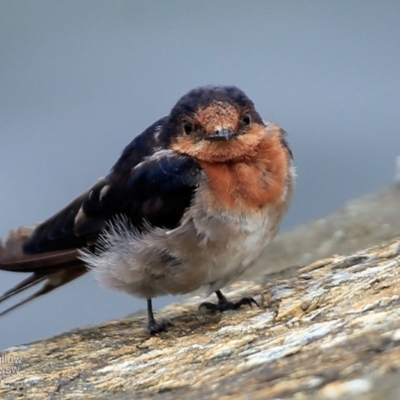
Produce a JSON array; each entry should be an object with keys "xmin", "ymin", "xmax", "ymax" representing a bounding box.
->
[
  {"xmin": 24, "ymin": 150, "xmax": 202, "ymax": 255},
  {"xmin": 0, "ymin": 116, "xmax": 202, "ymax": 313},
  {"xmin": 23, "ymin": 116, "xmax": 170, "ymax": 255}
]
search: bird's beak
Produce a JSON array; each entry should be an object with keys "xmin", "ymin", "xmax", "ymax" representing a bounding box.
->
[{"xmin": 205, "ymin": 129, "xmax": 238, "ymax": 142}]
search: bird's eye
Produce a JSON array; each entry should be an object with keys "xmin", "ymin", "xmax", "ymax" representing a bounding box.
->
[
  {"xmin": 183, "ymin": 120, "xmax": 193, "ymax": 135},
  {"xmin": 242, "ymin": 113, "xmax": 251, "ymax": 126}
]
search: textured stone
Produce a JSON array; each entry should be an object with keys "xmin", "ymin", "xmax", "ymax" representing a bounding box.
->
[
  {"xmin": 1, "ymin": 235, "xmax": 400, "ymax": 399},
  {"xmin": 247, "ymin": 184, "xmax": 400, "ymax": 277}
]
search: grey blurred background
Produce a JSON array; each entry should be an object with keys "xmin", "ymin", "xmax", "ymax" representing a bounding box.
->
[{"xmin": 0, "ymin": 1, "xmax": 399, "ymax": 350}]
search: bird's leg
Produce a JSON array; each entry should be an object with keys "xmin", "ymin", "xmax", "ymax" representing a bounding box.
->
[
  {"xmin": 199, "ymin": 289, "xmax": 258, "ymax": 312},
  {"xmin": 146, "ymin": 298, "xmax": 172, "ymax": 334}
]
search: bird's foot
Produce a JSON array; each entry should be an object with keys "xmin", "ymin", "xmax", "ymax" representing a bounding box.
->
[
  {"xmin": 146, "ymin": 298, "xmax": 173, "ymax": 334},
  {"xmin": 148, "ymin": 320, "xmax": 173, "ymax": 335},
  {"xmin": 199, "ymin": 290, "xmax": 259, "ymax": 312}
]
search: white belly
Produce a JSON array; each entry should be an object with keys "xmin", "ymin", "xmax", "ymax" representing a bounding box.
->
[
  {"xmin": 186, "ymin": 203, "xmax": 283, "ymax": 295},
  {"xmin": 82, "ymin": 200, "xmax": 284, "ymax": 300}
]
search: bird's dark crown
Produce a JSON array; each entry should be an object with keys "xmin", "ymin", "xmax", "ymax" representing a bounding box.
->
[
  {"xmin": 159, "ymin": 85, "xmax": 264, "ymax": 144},
  {"xmin": 171, "ymin": 86, "xmax": 255, "ymax": 118},
  {"xmin": 172, "ymin": 86, "xmax": 263, "ymax": 123}
]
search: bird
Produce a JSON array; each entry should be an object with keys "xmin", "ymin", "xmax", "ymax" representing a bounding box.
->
[{"xmin": 0, "ymin": 85, "xmax": 295, "ymax": 334}]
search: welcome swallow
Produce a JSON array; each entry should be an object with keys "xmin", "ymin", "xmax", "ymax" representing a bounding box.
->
[{"xmin": 0, "ymin": 85, "xmax": 295, "ymax": 334}]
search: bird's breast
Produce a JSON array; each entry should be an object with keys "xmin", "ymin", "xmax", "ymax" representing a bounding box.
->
[
  {"xmin": 198, "ymin": 132, "xmax": 289, "ymax": 214},
  {"xmin": 185, "ymin": 189, "xmax": 286, "ymax": 294}
]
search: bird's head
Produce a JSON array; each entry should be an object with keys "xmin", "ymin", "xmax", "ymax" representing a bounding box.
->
[{"xmin": 165, "ymin": 86, "xmax": 266, "ymax": 163}]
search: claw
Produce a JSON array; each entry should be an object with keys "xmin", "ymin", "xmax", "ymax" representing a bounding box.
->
[
  {"xmin": 146, "ymin": 298, "xmax": 173, "ymax": 334},
  {"xmin": 148, "ymin": 320, "xmax": 173, "ymax": 335},
  {"xmin": 199, "ymin": 290, "xmax": 259, "ymax": 312},
  {"xmin": 233, "ymin": 296, "xmax": 259, "ymax": 309}
]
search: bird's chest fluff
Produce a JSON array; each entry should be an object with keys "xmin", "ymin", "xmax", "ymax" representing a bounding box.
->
[
  {"xmin": 185, "ymin": 184, "xmax": 281, "ymax": 288},
  {"xmin": 89, "ymin": 158, "xmax": 287, "ymax": 299}
]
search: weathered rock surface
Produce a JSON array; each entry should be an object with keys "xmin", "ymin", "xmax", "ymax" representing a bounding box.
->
[
  {"xmin": 247, "ymin": 184, "xmax": 400, "ymax": 278},
  {"xmin": 1, "ymin": 235, "xmax": 400, "ymax": 399}
]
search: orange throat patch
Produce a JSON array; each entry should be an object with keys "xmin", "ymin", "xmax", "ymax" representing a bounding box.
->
[{"xmin": 199, "ymin": 133, "xmax": 289, "ymax": 213}]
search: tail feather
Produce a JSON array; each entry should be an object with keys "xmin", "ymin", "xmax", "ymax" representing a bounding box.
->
[
  {"xmin": 0, "ymin": 267, "xmax": 87, "ymax": 316},
  {"xmin": 0, "ymin": 272, "xmax": 47, "ymax": 302},
  {"xmin": 0, "ymin": 293, "xmax": 42, "ymax": 317},
  {"xmin": 0, "ymin": 227, "xmax": 87, "ymax": 314},
  {"xmin": 0, "ymin": 227, "xmax": 81, "ymax": 272}
]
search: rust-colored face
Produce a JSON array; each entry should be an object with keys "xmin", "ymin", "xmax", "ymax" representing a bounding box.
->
[
  {"xmin": 171, "ymin": 101, "xmax": 266, "ymax": 163},
  {"xmin": 196, "ymin": 102, "xmax": 239, "ymax": 138},
  {"xmin": 196, "ymin": 123, "xmax": 291, "ymax": 212}
]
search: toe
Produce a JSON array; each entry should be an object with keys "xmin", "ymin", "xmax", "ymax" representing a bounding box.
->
[
  {"xmin": 199, "ymin": 301, "xmax": 219, "ymax": 311},
  {"xmin": 233, "ymin": 297, "xmax": 259, "ymax": 309},
  {"xmin": 148, "ymin": 321, "xmax": 173, "ymax": 334}
]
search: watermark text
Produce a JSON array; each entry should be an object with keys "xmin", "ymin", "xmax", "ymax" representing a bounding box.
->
[{"xmin": 0, "ymin": 354, "xmax": 23, "ymax": 376}]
